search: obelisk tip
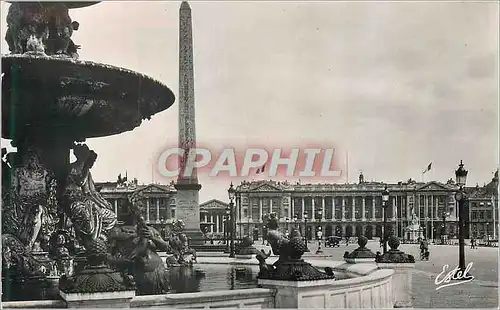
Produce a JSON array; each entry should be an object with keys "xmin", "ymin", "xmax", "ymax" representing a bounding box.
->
[{"xmin": 180, "ymin": 1, "xmax": 191, "ymax": 10}]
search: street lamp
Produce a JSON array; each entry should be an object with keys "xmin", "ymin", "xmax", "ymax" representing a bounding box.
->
[
  {"xmin": 225, "ymin": 207, "xmax": 231, "ymax": 253},
  {"xmin": 262, "ymin": 213, "xmax": 268, "ymax": 245},
  {"xmin": 441, "ymin": 211, "xmax": 450, "ymax": 245},
  {"xmin": 236, "ymin": 192, "xmax": 241, "ymax": 240},
  {"xmin": 293, "ymin": 214, "xmax": 298, "ymax": 228},
  {"xmin": 316, "ymin": 209, "xmax": 323, "ymax": 254},
  {"xmin": 285, "ymin": 217, "xmax": 290, "ymax": 234},
  {"xmin": 227, "ymin": 183, "xmax": 236, "ymax": 258},
  {"xmin": 382, "ymin": 185, "xmax": 390, "ymax": 254},
  {"xmin": 455, "ymin": 160, "xmax": 468, "ymax": 274},
  {"xmin": 304, "ymin": 211, "xmax": 309, "ymax": 244}
]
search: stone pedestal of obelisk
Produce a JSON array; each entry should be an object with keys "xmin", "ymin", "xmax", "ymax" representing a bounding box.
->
[{"xmin": 175, "ymin": 1, "xmax": 203, "ymax": 245}]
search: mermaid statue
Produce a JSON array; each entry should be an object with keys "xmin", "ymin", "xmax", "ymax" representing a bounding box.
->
[
  {"xmin": 107, "ymin": 195, "xmax": 170, "ymax": 295},
  {"xmin": 62, "ymin": 143, "xmax": 117, "ymax": 248}
]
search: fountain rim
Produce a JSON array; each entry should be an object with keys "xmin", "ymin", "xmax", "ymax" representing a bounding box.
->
[
  {"xmin": 1, "ymin": 53, "xmax": 169, "ymax": 89},
  {"xmin": 1, "ymin": 53, "xmax": 176, "ymax": 140}
]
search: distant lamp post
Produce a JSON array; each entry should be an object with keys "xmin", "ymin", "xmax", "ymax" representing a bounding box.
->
[
  {"xmin": 455, "ymin": 160, "xmax": 469, "ymax": 274},
  {"xmin": 227, "ymin": 183, "xmax": 236, "ymax": 258},
  {"xmin": 285, "ymin": 217, "xmax": 290, "ymax": 234},
  {"xmin": 441, "ymin": 211, "xmax": 450, "ymax": 245},
  {"xmin": 225, "ymin": 208, "xmax": 230, "ymax": 253},
  {"xmin": 262, "ymin": 213, "xmax": 268, "ymax": 245},
  {"xmin": 316, "ymin": 209, "xmax": 323, "ymax": 254},
  {"xmin": 236, "ymin": 192, "xmax": 241, "ymax": 239},
  {"xmin": 293, "ymin": 214, "xmax": 298, "ymax": 229},
  {"xmin": 382, "ymin": 185, "xmax": 390, "ymax": 254},
  {"xmin": 304, "ymin": 211, "xmax": 309, "ymax": 245}
]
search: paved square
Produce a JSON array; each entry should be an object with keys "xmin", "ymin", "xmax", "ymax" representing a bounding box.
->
[{"xmin": 300, "ymin": 240, "xmax": 499, "ymax": 308}]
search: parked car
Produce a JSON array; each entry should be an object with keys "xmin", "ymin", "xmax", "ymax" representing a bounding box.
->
[{"xmin": 325, "ymin": 236, "xmax": 342, "ymax": 247}]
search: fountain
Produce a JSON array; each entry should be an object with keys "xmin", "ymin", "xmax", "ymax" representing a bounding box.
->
[{"xmin": 1, "ymin": 1, "xmax": 175, "ymax": 302}]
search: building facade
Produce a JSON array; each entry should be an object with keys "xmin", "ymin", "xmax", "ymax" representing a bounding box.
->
[
  {"xmin": 96, "ymin": 171, "xmax": 498, "ymax": 242},
  {"xmin": 96, "ymin": 178, "xmax": 178, "ymax": 231},
  {"xmin": 466, "ymin": 171, "xmax": 499, "ymax": 239},
  {"xmin": 233, "ymin": 173, "xmax": 497, "ymax": 241},
  {"xmin": 199, "ymin": 199, "xmax": 230, "ymax": 239}
]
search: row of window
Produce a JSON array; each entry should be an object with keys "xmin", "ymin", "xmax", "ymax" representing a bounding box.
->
[
  {"xmin": 106, "ymin": 198, "xmax": 176, "ymax": 222},
  {"xmin": 471, "ymin": 210, "xmax": 494, "ymax": 220}
]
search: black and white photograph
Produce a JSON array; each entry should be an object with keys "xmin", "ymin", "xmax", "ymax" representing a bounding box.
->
[{"xmin": 1, "ymin": 1, "xmax": 498, "ymax": 308}]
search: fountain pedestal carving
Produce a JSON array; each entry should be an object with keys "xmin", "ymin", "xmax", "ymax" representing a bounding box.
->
[{"xmin": 2, "ymin": 1, "xmax": 175, "ymax": 302}]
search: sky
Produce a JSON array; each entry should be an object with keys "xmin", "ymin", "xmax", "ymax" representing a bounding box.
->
[{"xmin": 1, "ymin": 1, "xmax": 499, "ymax": 204}]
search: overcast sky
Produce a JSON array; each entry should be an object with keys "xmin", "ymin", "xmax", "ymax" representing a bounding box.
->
[{"xmin": 1, "ymin": 1, "xmax": 498, "ymax": 203}]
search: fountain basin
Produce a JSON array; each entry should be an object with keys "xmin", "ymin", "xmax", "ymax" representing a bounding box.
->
[{"xmin": 2, "ymin": 54, "xmax": 175, "ymax": 141}]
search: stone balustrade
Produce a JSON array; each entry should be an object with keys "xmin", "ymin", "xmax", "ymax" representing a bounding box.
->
[
  {"xmin": 2, "ymin": 259, "xmax": 399, "ymax": 309},
  {"xmin": 259, "ymin": 267, "xmax": 394, "ymax": 308}
]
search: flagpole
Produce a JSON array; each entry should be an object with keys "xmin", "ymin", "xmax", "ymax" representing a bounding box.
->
[{"xmin": 346, "ymin": 151, "xmax": 349, "ymax": 184}]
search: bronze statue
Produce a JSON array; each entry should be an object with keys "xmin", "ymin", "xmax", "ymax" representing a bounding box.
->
[
  {"xmin": 257, "ymin": 213, "xmax": 335, "ymax": 281},
  {"xmin": 5, "ymin": 2, "xmax": 81, "ymax": 57},
  {"xmin": 165, "ymin": 220, "xmax": 197, "ymax": 267},
  {"xmin": 107, "ymin": 196, "xmax": 170, "ymax": 295},
  {"xmin": 63, "ymin": 144, "xmax": 117, "ymax": 248}
]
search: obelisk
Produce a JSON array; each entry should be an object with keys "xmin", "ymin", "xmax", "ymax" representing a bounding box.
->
[{"xmin": 175, "ymin": 1, "xmax": 203, "ymax": 244}]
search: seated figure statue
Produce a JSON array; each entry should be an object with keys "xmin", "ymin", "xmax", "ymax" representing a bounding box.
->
[
  {"xmin": 107, "ymin": 196, "xmax": 170, "ymax": 295},
  {"xmin": 62, "ymin": 144, "xmax": 117, "ymax": 249}
]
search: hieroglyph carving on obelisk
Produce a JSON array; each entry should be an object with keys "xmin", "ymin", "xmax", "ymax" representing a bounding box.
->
[
  {"xmin": 178, "ymin": 1, "xmax": 198, "ymax": 185},
  {"xmin": 175, "ymin": 1, "xmax": 203, "ymax": 243}
]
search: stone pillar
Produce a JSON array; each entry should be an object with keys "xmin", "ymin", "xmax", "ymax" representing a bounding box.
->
[
  {"xmin": 362, "ymin": 197, "xmax": 366, "ymax": 221},
  {"xmin": 351, "ymin": 197, "xmax": 355, "ymax": 220},
  {"xmin": 341, "ymin": 197, "xmax": 346, "ymax": 221},
  {"xmin": 210, "ymin": 215, "xmax": 214, "ymax": 233},
  {"xmin": 301, "ymin": 197, "xmax": 305, "ymax": 217},
  {"xmin": 290, "ymin": 197, "xmax": 294, "ymax": 218},
  {"xmin": 372, "ymin": 197, "xmax": 376, "ymax": 219},
  {"xmin": 312, "ymin": 196, "xmax": 316, "ymax": 220},
  {"xmin": 216, "ymin": 215, "xmax": 220, "ymax": 233},
  {"xmin": 156, "ymin": 198, "xmax": 160, "ymax": 222},
  {"xmin": 146, "ymin": 199, "xmax": 150, "ymax": 222},
  {"xmin": 332, "ymin": 197, "xmax": 336, "ymax": 220},
  {"xmin": 392, "ymin": 197, "xmax": 397, "ymax": 220},
  {"xmin": 321, "ymin": 196, "xmax": 325, "ymax": 220},
  {"xmin": 114, "ymin": 199, "xmax": 118, "ymax": 217},
  {"xmin": 376, "ymin": 236, "xmax": 415, "ymax": 308}
]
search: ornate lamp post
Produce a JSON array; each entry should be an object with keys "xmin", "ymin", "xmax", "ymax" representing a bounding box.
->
[
  {"xmin": 262, "ymin": 213, "xmax": 268, "ymax": 245},
  {"xmin": 382, "ymin": 185, "xmax": 390, "ymax": 254},
  {"xmin": 294, "ymin": 214, "xmax": 298, "ymax": 229},
  {"xmin": 225, "ymin": 209, "xmax": 230, "ymax": 252},
  {"xmin": 455, "ymin": 160, "xmax": 468, "ymax": 274},
  {"xmin": 228, "ymin": 183, "xmax": 236, "ymax": 258},
  {"xmin": 236, "ymin": 191, "xmax": 241, "ymax": 240},
  {"xmin": 441, "ymin": 211, "xmax": 450, "ymax": 245},
  {"xmin": 304, "ymin": 211, "xmax": 309, "ymax": 245},
  {"xmin": 316, "ymin": 209, "xmax": 323, "ymax": 254}
]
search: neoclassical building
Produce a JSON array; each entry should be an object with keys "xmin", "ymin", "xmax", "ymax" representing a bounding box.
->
[
  {"xmin": 96, "ymin": 177, "xmax": 178, "ymax": 231},
  {"xmin": 233, "ymin": 173, "xmax": 464, "ymax": 241},
  {"xmin": 95, "ymin": 171, "xmax": 498, "ymax": 241},
  {"xmin": 466, "ymin": 171, "xmax": 498, "ymax": 239},
  {"xmin": 199, "ymin": 199, "xmax": 230, "ymax": 238}
]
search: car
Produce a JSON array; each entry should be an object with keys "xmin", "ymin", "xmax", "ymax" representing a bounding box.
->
[{"xmin": 325, "ymin": 236, "xmax": 342, "ymax": 247}]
